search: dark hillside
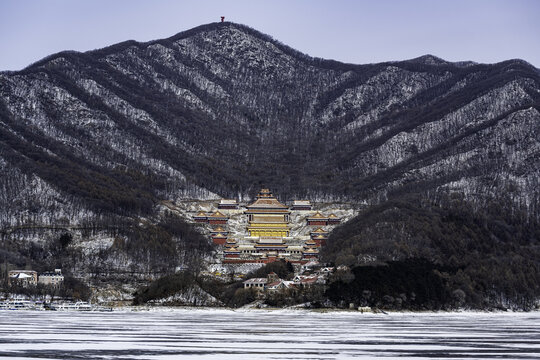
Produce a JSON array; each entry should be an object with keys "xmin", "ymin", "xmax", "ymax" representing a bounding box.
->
[{"xmin": 322, "ymin": 195, "xmax": 540, "ymax": 309}]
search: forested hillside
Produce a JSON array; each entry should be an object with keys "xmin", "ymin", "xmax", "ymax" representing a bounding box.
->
[
  {"xmin": 0, "ymin": 22, "xmax": 539, "ymax": 304},
  {"xmin": 2, "ymin": 22, "xmax": 539, "ymax": 214},
  {"xmin": 322, "ymin": 194, "xmax": 540, "ymax": 309}
]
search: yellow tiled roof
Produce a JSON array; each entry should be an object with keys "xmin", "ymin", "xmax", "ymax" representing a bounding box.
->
[
  {"xmin": 209, "ymin": 211, "xmax": 227, "ymax": 218},
  {"xmin": 309, "ymin": 212, "xmax": 326, "ymax": 219}
]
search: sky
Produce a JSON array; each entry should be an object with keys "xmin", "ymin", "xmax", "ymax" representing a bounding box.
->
[{"xmin": 0, "ymin": 0, "xmax": 539, "ymax": 71}]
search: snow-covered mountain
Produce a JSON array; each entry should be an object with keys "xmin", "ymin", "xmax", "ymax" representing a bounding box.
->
[{"xmin": 1, "ymin": 22, "xmax": 539, "ymax": 279}]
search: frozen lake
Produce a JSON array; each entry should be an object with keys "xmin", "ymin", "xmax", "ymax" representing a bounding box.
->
[{"xmin": 0, "ymin": 309, "xmax": 539, "ymax": 359}]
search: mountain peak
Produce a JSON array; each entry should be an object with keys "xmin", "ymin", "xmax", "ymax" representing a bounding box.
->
[
  {"xmin": 408, "ymin": 54, "xmax": 449, "ymax": 65},
  {"xmin": 1, "ymin": 22, "xmax": 539, "ymax": 212}
]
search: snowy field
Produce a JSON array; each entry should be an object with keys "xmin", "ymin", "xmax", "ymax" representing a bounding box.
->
[{"xmin": 0, "ymin": 309, "xmax": 539, "ymax": 359}]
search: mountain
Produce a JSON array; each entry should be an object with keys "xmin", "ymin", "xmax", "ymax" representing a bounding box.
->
[{"xmin": 1, "ymin": 22, "xmax": 539, "ymax": 303}]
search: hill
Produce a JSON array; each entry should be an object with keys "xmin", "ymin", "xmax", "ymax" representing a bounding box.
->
[{"xmin": 0, "ymin": 22, "xmax": 539, "ymax": 306}]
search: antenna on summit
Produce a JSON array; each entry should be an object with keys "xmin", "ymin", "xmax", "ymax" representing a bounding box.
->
[{"xmin": 221, "ymin": 16, "xmax": 225, "ymax": 22}]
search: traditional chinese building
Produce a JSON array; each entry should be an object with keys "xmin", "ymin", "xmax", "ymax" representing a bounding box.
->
[
  {"xmin": 210, "ymin": 226, "xmax": 229, "ymax": 236},
  {"xmin": 327, "ymin": 213, "xmax": 341, "ymax": 225},
  {"xmin": 211, "ymin": 232, "xmax": 228, "ymax": 245},
  {"xmin": 291, "ymin": 200, "xmax": 312, "ymax": 211},
  {"xmin": 254, "ymin": 237, "xmax": 289, "ymax": 253},
  {"xmin": 310, "ymin": 227, "xmax": 328, "ymax": 238},
  {"xmin": 224, "ymin": 246, "xmax": 240, "ymax": 259},
  {"xmin": 218, "ymin": 199, "xmax": 239, "ymax": 210},
  {"xmin": 312, "ymin": 234, "xmax": 327, "ymax": 247},
  {"xmin": 193, "ymin": 211, "xmax": 208, "ymax": 223},
  {"xmin": 302, "ymin": 247, "xmax": 319, "ymax": 260},
  {"xmin": 306, "ymin": 211, "xmax": 328, "ymax": 226},
  {"xmin": 245, "ymin": 189, "xmax": 290, "ymax": 237},
  {"xmin": 224, "ymin": 238, "xmax": 237, "ymax": 248},
  {"xmin": 208, "ymin": 211, "xmax": 228, "ymax": 225},
  {"xmin": 304, "ymin": 238, "xmax": 318, "ymax": 248},
  {"xmin": 310, "ymin": 228, "xmax": 328, "ymax": 246}
]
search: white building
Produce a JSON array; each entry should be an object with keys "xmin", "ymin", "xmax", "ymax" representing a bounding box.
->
[
  {"xmin": 8, "ymin": 270, "xmax": 38, "ymax": 287},
  {"xmin": 243, "ymin": 278, "xmax": 267, "ymax": 290},
  {"xmin": 38, "ymin": 269, "xmax": 64, "ymax": 288},
  {"xmin": 218, "ymin": 199, "xmax": 239, "ymax": 209}
]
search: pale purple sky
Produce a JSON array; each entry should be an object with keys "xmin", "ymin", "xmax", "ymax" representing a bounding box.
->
[{"xmin": 1, "ymin": 0, "xmax": 539, "ymax": 71}]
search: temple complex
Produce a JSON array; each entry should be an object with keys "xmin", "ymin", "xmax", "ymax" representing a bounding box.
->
[{"xmin": 191, "ymin": 188, "xmax": 347, "ymax": 266}]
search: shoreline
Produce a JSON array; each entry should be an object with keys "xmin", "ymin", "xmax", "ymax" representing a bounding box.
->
[{"xmin": 111, "ymin": 305, "xmax": 540, "ymax": 314}]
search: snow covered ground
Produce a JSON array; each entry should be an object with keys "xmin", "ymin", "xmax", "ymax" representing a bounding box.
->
[{"xmin": 0, "ymin": 309, "xmax": 539, "ymax": 359}]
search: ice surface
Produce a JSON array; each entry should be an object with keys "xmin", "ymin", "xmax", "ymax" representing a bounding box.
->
[{"xmin": 0, "ymin": 309, "xmax": 539, "ymax": 359}]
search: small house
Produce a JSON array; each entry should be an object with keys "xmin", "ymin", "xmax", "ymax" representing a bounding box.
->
[{"xmin": 8, "ymin": 270, "xmax": 38, "ymax": 287}]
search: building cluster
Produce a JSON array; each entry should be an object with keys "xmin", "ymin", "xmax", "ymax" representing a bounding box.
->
[
  {"xmin": 8, "ymin": 269, "xmax": 64, "ymax": 288},
  {"xmin": 242, "ymin": 272, "xmax": 320, "ymax": 292},
  {"xmin": 242, "ymin": 266, "xmax": 335, "ymax": 292},
  {"xmin": 192, "ymin": 189, "xmax": 342, "ymax": 265}
]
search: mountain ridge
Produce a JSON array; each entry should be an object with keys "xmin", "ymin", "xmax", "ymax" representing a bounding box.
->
[
  {"xmin": 0, "ymin": 22, "xmax": 539, "ymax": 289},
  {"xmin": 9, "ymin": 22, "xmax": 539, "ymax": 75},
  {"xmin": 2, "ymin": 22, "xmax": 539, "ymax": 206}
]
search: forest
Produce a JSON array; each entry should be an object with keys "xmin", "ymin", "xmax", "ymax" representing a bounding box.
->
[
  {"xmin": 322, "ymin": 194, "xmax": 540, "ymax": 309},
  {"xmin": 0, "ymin": 22, "xmax": 539, "ymax": 309}
]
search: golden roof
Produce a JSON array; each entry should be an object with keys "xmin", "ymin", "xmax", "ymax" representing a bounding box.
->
[
  {"xmin": 309, "ymin": 212, "xmax": 326, "ymax": 219},
  {"xmin": 247, "ymin": 189, "xmax": 288, "ymax": 210},
  {"xmin": 328, "ymin": 214, "xmax": 338, "ymax": 218},
  {"xmin": 209, "ymin": 211, "xmax": 227, "ymax": 218},
  {"xmin": 258, "ymin": 189, "xmax": 272, "ymax": 197},
  {"xmin": 305, "ymin": 239, "xmax": 316, "ymax": 245},
  {"xmin": 304, "ymin": 248, "xmax": 319, "ymax": 253},
  {"xmin": 212, "ymin": 233, "xmax": 227, "ymax": 238},
  {"xmin": 247, "ymin": 198, "xmax": 288, "ymax": 209},
  {"xmin": 312, "ymin": 228, "xmax": 327, "ymax": 233},
  {"xmin": 213, "ymin": 226, "xmax": 225, "ymax": 232},
  {"xmin": 314, "ymin": 234, "xmax": 327, "ymax": 239},
  {"xmin": 245, "ymin": 208, "xmax": 289, "ymax": 214},
  {"xmin": 195, "ymin": 211, "xmax": 207, "ymax": 217}
]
